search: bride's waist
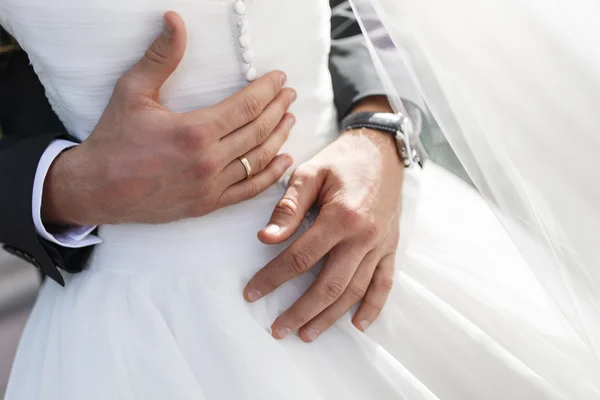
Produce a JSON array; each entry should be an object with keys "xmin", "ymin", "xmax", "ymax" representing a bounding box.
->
[{"xmin": 87, "ymin": 186, "xmax": 304, "ymax": 275}]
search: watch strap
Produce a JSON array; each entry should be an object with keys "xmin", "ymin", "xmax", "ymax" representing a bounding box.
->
[
  {"xmin": 340, "ymin": 111, "xmax": 427, "ymax": 168},
  {"xmin": 340, "ymin": 112, "xmax": 404, "ymax": 134}
]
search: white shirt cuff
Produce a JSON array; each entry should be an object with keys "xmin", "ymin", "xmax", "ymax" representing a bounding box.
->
[{"xmin": 32, "ymin": 139, "xmax": 103, "ymax": 248}]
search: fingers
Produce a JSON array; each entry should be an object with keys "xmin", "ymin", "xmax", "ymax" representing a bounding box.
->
[
  {"xmin": 298, "ymin": 251, "xmax": 380, "ymax": 342},
  {"xmin": 207, "ymin": 71, "xmax": 289, "ymax": 136},
  {"xmin": 220, "ymin": 88, "xmax": 296, "ymax": 163},
  {"xmin": 123, "ymin": 11, "xmax": 187, "ymax": 99},
  {"xmin": 257, "ymin": 166, "xmax": 325, "ymax": 244},
  {"xmin": 221, "ymin": 113, "xmax": 295, "ymax": 185},
  {"xmin": 244, "ymin": 214, "xmax": 344, "ymax": 303},
  {"xmin": 217, "ymin": 154, "xmax": 293, "ymax": 208},
  {"xmin": 352, "ymin": 252, "xmax": 395, "ymax": 332},
  {"xmin": 269, "ymin": 243, "xmax": 365, "ymax": 339}
]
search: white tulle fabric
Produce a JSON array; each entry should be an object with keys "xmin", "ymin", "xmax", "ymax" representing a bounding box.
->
[
  {"xmin": 351, "ymin": 0, "xmax": 600, "ymax": 397},
  {"xmin": 2, "ymin": 0, "xmax": 597, "ymax": 399}
]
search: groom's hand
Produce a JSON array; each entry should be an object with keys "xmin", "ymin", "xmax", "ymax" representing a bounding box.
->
[
  {"xmin": 42, "ymin": 11, "xmax": 296, "ymax": 226},
  {"xmin": 245, "ymin": 97, "xmax": 404, "ymax": 342}
]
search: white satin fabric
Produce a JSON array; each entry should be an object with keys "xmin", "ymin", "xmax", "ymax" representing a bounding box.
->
[{"xmin": 1, "ymin": 0, "xmax": 596, "ymax": 399}]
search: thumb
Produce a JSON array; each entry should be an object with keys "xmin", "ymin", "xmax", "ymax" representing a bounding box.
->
[
  {"xmin": 258, "ymin": 168, "xmax": 324, "ymax": 244},
  {"xmin": 127, "ymin": 11, "xmax": 187, "ymax": 99}
]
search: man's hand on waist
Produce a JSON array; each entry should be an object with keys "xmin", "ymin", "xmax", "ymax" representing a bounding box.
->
[
  {"xmin": 244, "ymin": 95, "xmax": 405, "ymax": 342},
  {"xmin": 40, "ymin": 11, "xmax": 296, "ymax": 228}
]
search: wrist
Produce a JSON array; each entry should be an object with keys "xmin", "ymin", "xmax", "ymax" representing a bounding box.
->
[
  {"xmin": 41, "ymin": 145, "xmax": 98, "ymax": 226},
  {"xmin": 342, "ymin": 128, "xmax": 404, "ymax": 172},
  {"xmin": 344, "ymin": 96, "xmax": 404, "ymax": 170}
]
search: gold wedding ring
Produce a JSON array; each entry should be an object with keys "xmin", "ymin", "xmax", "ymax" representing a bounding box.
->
[{"xmin": 238, "ymin": 156, "xmax": 253, "ymax": 179}]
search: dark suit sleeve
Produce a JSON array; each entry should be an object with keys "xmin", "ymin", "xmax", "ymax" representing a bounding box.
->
[
  {"xmin": 329, "ymin": 0, "xmax": 386, "ymax": 119},
  {"xmin": 0, "ymin": 49, "xmax": 93, "ymax": 286}
]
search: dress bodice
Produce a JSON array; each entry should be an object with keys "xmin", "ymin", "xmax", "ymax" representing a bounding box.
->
[
  {"xmin": 0, "ymin": 0, "xmax": 338, "ymax": 166},
  {"xmin": 0, "ymin": 0, "xmax": 341, "ymax": 272}
]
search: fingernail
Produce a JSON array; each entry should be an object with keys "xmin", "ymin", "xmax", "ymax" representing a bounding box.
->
[
  {"xmin": 275, "ymin": 327, "xmax": 291, "ymax": 339},
  {"xmin": 284, "ymin": 156, "xmax": 293, "ymax": 168},
  {"xmin": 264, "ymin": 224, "xmax": 281, "ymax": 235},
  {"xmin": 246, "ymin": 289, "xmax": 262, "ymax": 302},
  {"xmin": 289, "ymin": 90, "xmax": 297, "ymax": 103},
  {"xmin": 359, "ymin": 320, "xmax": 371, "ymax": 331},
  {"xmin": 287, "ymin": 115, "xmax": 296, "ymax": 128},
  {"xmin": 280, "ymin": 73, "xmax": 287, "ymax": 86},
  {"xmin": 305, "ymin": 328, "xmax": 320, "ymax": 342}
]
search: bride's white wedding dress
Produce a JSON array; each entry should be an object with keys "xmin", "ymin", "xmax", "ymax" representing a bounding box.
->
[{"xmin": 2, "ymin": 0, "xmax": 599, "ymax": 399}]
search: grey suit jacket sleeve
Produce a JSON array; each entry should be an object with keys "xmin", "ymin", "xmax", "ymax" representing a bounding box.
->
[{"xmin": 329, "ymin": 0, "xmax": 386, "ymax": 119}]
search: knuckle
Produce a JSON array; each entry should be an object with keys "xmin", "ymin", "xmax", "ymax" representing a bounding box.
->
[
  {"xmin": 268, "ymin": 166, "xmax": 283, "ymax": 183},
  {"xmin": 323, "ymin": 314, "xmax": 338, "ymax": 328},
  {"xmin": 347, "ymin": 284, "xmax": 367, "ymax": 302},
  {"xmin": 192, "ymin": 157, "xmax": 218, "ymax": 178},
  {"xmin": 274, "ymin": 198, "xmax": 299, "ymax": 218},
  {"xmin": 255, "ymin": 118, "xmax": 272, "ymax": 144},
  {"xmin": 286, "ymin": 166, "xmax": 319, "ymax": 193},
  {"xmin": 316, "ymin": 314, "xmax": 338, "ymax": 330},
  {"xmin": 338, "ymin": 206, "xmax": 363, "ymax": 230},
  {"xmin": 115, "ymin": 72, "xmax": 137, "ymax": 97},
  {"xmin": 210, "ymin": 116, "xmax": 230, "ymax": 136},
  {"xmin": 144, "ymin": 41, "xmax": 169, "ymax": 67},
  {"xmin": 196, "ymin": 122, "xmax": 217, "ymax": 141},
  {"xmin": 294, "ymin": 165, "xmax": 318, "ymax": 180},
  {"xmin": 242, "ymin": 93, "xmax": 262, "ymax": 121},
  {"xmin": 242, "ymin": 180, "xmax": 260, "ymax": 199},
  {"xmin": 177, "ymin": 124, "xmax": 212, "ymax": 153},
  {"xmin": 114, "ymin": 77, "xmax": 148, "ymax": 111},
  {"xmin": 262, "ymin": 273, "xmax": 279, "ymax": 292},
  {"xmin": 320, "ymin": 278, "xmax": 346, "ymax": 302},
  {"xmin": 363, "ymin": 221, "xmax": 380, "ymax": 242},
  {"xmin": 376, "ymin": 276, "xmax": 395, "ymax": 292},
  {"xmin": 364, "ymin": 300, "xmax": 384, "ymax": 315},
  {"xmin": 257, "ymin": 149, "xmax": 273, "ymax": 172},
  {"xmin": 288, "ymin": 249, "xmax": 312, "ymax": 275},
  {"xmin": 288, "ymin": 311, "xmax": 310, "ymax": 328}
]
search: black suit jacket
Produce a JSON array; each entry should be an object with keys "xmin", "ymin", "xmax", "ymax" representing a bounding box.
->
[{"xmin": 0, "ymin": 1, "xmax": 385, "ymax": 285}]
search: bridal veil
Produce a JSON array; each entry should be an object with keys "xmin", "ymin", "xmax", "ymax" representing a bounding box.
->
[{"xmin": 350, "ymin": 0, "xmax": 600, "ymax": 396}]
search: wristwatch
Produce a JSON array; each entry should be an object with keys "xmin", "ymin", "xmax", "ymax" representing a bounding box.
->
[{"xmin": 340, "ymin": 111, "xmax": 427, "ymax": 168}]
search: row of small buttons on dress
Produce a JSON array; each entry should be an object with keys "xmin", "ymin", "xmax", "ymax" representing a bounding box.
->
[{"xmin": 233, "ymin": 0, "xmax": 257, "ymax": 82}]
